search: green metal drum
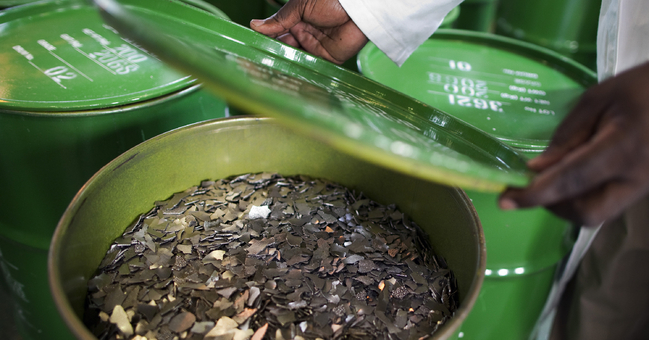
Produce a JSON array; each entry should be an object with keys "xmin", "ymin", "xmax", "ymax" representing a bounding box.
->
[
  {"xmin": 0, "ymin": 1, "xmax": 230, "ymax": 338},
  {"xmin": 358, "ymin": 29, "xmax": 597, "ymax": 340},
  {"xmin": 455, "ymin": 0, "xmax": 499, "ymax": 32},
  {"xmin": 263, "ymin": 0, "xmax": 286, "ymax": 17},
  {"xmin": 0, "ymin": 0, "xmax": 36, "ymax": 9},
  {"xmin": 440, "ymin": 6, "xmax": 461, "ymax": 29},
  {"xmin": 49, "ymin": 117, "xmax": 486, "ymax": 340},
  {"xmin": 496, "ymin": 0, "xmax": 601, "ymax": 70},
  {"xmin": 203, "ymin": 0, "xmax": 266, "ymax": 26}
]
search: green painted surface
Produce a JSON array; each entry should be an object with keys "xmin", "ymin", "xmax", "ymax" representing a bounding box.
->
[
  {"xmin": 358, "ymin": 30, "xmax": 596, "ymax": 151},
  {"xmin": 445, "ymin": 151, "xmax": 574, "ymax": 340},
  {"xmin": 0, "ymin": 0, "xmax": 36, "ymax": 8},
  {"xmin": 496, "ymin": 0, "xmax": 601, "ymax": 70},
  {"xmin": 94, "ymin": 0, "xmax": 534, "ymax": 192},
  {"xmin": 452, "ymin": 151, "xmax": 574, "ymax": 340},
  {"xmin": 177, "ymin": 0, "xmax": 230, "ymax": 18},
  {"xmin": 0, "ymin": 87, "xmax": 229, "ymax": 340},
  {"xmin": 50, "ymin": 117, "xmax": 486, "ymax": 340},
  {"xmin": 455, "ymin": 0, "xmax": 499, "ymax": 32},
  {"xmin": 203, "ymin": 0, "xmax": 266, "ymax": 27},
  {"xmin": 0, "ymin": 87, "xmax": 228, "ymax": 250},
  {"xmin": 455, "ymin": 267, "xmax": 556, "ymax": 340},
  {"xmin": 465, "ymin": 186, "xmax": 573, "ymax": 274},
  {"xmin": 0, "ymin": 234, "xmax": 74, "ymax": 340},
  {"xmin": 441, "ymin": 6, "xmax": 461, "ymax": 29},
  {"xmin": 0, "ymin": 1, "xmax": 230, "ymax": 339},
  {"xmin": 263, "ymin": 0, "xmax": 283, "ymax": 17},
  {"xmin": 0, "ymin": 0, "xmax": 201, "ymax": 111},
  {"xmin": 359, "ymin": 31, "xmax": 585, "ymax": 340}
]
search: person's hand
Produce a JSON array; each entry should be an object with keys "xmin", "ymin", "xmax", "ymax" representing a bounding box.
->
[
  {"xmin": 499, "ymin": 62, "xmax": 649, "ymax": 226},
  {"xmin": 250, "ymin": 0, "xmax": 367, "ymax": 65}
]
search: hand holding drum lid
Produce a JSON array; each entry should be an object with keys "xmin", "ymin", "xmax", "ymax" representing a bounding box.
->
[
  {"xmin": 249, "ymin": 0, "xmax": 649, "ymax": 226},
  {"xmin": 250, "ymin": 0, "xmax": 367, "ymax": 65},
  {"xmin": 500, "ymin": 62, "xmax": 649, "ymax": 226}
]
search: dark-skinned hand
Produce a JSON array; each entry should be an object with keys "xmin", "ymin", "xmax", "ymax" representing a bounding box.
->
[
  {"xmin": 250, "ymin": 0, "xmax": 367, "ymax": 65},
  {"xmin": 499, "ymin": 61, "xmax": 649, "ymax": 226}
]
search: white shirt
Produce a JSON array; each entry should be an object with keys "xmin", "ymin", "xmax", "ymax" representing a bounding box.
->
[
  {"xmin": 341, "ymin": 0, "xmax": 649, "ymax": 75},
  {"xmin": 597, "ymin": 0, "xmax": 649, "ymax": 80},
  {"xmin": 338, "ymin": 0, "xmax": 463, "ymax": 66}
]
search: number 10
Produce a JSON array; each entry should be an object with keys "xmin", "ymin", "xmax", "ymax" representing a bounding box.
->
[{"xmin": 449, "ymin": 60, "xmax": 472, "ymax": 72}]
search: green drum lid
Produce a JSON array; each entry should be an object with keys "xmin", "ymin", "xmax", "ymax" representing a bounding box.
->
[
  {"xmin": 92, "ymin": 0, "xmax": 533, "ymax": 192},
  {"xmin": 0, "ymin": 0, "xmax": 36, "ymax": 7},
  {"xmin": 358, "ymin": 30, "xmax": 597, "ymax": 151},
  {"xmin": 0, "ymin": 0, "xmax": 226, "ymax": 112}
]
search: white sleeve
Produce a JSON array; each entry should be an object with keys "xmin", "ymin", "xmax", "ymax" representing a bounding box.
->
[
  {"xmin": 339, "ymin": 0, "xmax": 463, "ymax": 66},
  {"xmin": 597, "ymin": 0, "xmax": 649, "ymax": 80}
]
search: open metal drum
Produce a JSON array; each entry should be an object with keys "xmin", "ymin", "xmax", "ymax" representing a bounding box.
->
[
  {"xmin": 44, "ymin": 0, "xmax": 553, "ymax": 338},
  {"xmin": 44, "ymin": 0, "xmax": 555, "ymax": 338},
  {"xmin": 50, "ymin": 117, "xmax": 486, "ymax": 340}
]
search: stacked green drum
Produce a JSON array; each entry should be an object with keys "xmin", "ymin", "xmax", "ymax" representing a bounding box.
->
[
  {"xmin": 455, "ymin": 0, "xmax": 499, "ymax": 32},
  {"xmin": 440, "ymin": 6, "xmax": 461, "ymax": 29},
  {"xmin": 496, "ymin": 0, "xmax": 601, "ymax": 70},
  {"xmin": 358, "ymin": 30, "xmax": 596, "ymax": 339},
  {"xmin": 264, "ymin": 0, "xmax": 287, "ymax": 17},
  {"xmin": 203, "ymin": 0, "xmax": 266, "ymax": 26},
  {"xmin": 0, "ymin": 0, "xmax": 36, "ymax": 9},
  {"xmin": 0, "ymin": 1, "xmax": 230, "ymax": 338}
]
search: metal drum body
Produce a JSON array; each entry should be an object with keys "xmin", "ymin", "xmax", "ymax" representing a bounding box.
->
[
  {"xmin": 0, "ymin": 0, "xmax": 36, "ymax": 9},
  {"xmin": 440, "ymin": 6, "xmax": 461, "ymax": 29},
  {"xmin": 358, "ymin": 29, "xmax": 596, "ymax": 339},
  {"xmin": 264, "ymin": 0, "xmax": 287, "ymax": 18},
  {"xmin": 203, "ymin": 0, "xmax": 266, "ymax": 26},
  {"xmin": 496, "ymin": 0, "xmax": 601, "ymax": 70},
  {"xmin": 455, "ymin": 0, "xmax": 499, "ymax": 32},
  {"xmin": 49, "ymin": 117, "xmax": 486, "ymax": 340},
  {"xmin": 0, "ymin": 1, "xmax": 229, "ymax": 338}
]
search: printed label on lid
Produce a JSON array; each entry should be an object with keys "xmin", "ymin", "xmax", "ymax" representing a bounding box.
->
[
  {"xmin": 360, "ymin": 38, "xmax": 592, "ymax": 147},
  {"xmin": 0, "ymin": 2, "xmax": 194, "ymax": 111}
]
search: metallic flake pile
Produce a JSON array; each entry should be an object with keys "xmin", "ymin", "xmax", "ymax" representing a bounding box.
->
[{"xmin": 87, "ymin": 173, "xmax": 457, "ymax": 340}]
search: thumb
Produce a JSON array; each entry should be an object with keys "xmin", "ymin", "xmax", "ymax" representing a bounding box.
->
[{"xmin": 251, "ymin": 0, "xmax": 304, "ymax": 37}]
